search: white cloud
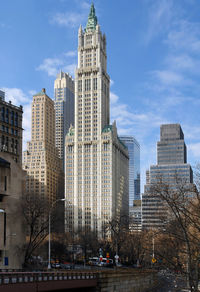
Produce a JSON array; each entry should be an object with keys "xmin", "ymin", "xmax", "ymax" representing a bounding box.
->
[
  {"xmin": 110, "ymin": 79, "xmax": 114, "ymax": 87},
  {"xmin": 151, "ymin": 70, "xmax": 183, "ymax": 86},
  {"xmin": 64, "ymin": 51, "xmax": 77, "ymax": 57},
  {"xmin": 110, "ymin": 91, "xmax": 168, "ymax": 140},
  {"xmin": 188, "ymin": 143, "xmax": 200, "ymax": 159},
  {"xmin": 145, "ymin": 11, "xmax": 200, "ymax": 114},
  {"xmin": 51, "ymin": 12, "xmax": 86, "ymax": 28},
  {"xmin": 183, "ymin": 126, "xmax": 200, "ymax": 140},
  {"xmin": 109, "ymin": 91, "xmax": 169, "ymax": 192},
  {"xmin": 2, "ymin": 88, "xmax": 29, "ymax": 105},
  {"xmin": 63, "ymin": 64, "xmax": 76, "ymax": 77},
  {"xmin": 50, "ymin": 0, "xmax": 90, "ymax": 28},
  {"xmin": 28, "ymin": 90, "xmax": 37, "ymax": 96},
  {"xmin": 166, "ymin": 54, "xmax": 195, "ymax": 71},
  {"xmin": 23, "ymin": 103, "xmax": 32, "ymax": 150},
  {"xmin": 36, "ymin": 57, "xmax": 63, "ymax": 77},
  {"xmin": 145, "ymin": 0, "xmax": 174, "ymax": 43},
  {"xmin": 2, "ymin": 87, "xmax": 33, "ymax": 151},
  {"xmin": 110, "ymin": 92, "xmax": 119, "ymax": 104},
  {"xmin": 79, "ymin": 1, "xmax": 90, "ymax": 10},
  {"xmin": 166, "ymin": 20, "xmax": 200, "ymax": 53},
  {"xmin": 36, "ymin": 51, "xmax": 76, "ymax": 77}
]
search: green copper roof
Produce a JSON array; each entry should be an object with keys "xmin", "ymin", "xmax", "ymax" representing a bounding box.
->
[
  {"xmin": 33, "ymin": 92, "xmax": 44, "ymax": 97},
  {"xmin": 102, "ymin": 125, "xmax": 112, "ymax": 133},
  {"xmin": 85, "ymin": 3, "xmax": 98, "ymax": 32},
  {"xmin": 67, "ymin": 126, "xmax": 75, "ymax": 136},
  {"xmin": 33, "ymin": 90, "xmax": 46, "ymax": 97}
]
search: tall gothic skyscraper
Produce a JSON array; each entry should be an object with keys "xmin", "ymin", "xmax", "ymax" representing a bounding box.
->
[
  {"xmin": 65, "ymin": 4, "xmax": 129, "ymax": 236},
  {"xmin": 54, "ymin": 72, "xmax": 74, "ymax": 169}
]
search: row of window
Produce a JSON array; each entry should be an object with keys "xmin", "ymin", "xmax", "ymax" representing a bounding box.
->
[
  {"xmin": 1, "ymin": 125, "xmax": 18, "ymax": 136},
  {"xmin": 0, "ymin": 107, "xmax": 19, "ymax": 126},
  {"xmin": 0, "ymin": 136, "xmax": 18, "ymax": 153},
  {"xmin": 78, "ymin": 78, "xmax": 98, "ymax": 92}
]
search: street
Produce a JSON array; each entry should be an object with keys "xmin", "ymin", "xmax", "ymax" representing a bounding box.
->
[{"xmin": 149, "ymin": 270, "xmax": 190, "ymax": 292}]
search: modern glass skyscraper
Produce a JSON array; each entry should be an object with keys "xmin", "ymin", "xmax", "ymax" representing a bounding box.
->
[
  {"xmin": 65, "ymin": 4, "xmax": 129, "ymax": 237},
  {"xmin": 142, "ymin": 124, "xmax": 193, "ymax": 229},
  {"xmin": 54, "ymin": 72, "xmax": 74, "ymax": 169},
  {"xmin": 119, "ymin": 136, "xmax": 140, "ymax": 204}
]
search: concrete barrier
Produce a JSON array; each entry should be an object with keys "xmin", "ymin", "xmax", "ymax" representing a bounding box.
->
[{"xmin": 95, "ymin": 269, "xmax": 158, "ymax": 292}]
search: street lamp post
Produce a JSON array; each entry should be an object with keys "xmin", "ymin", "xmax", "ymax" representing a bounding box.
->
[
  {"xmin": 115, "ymin": 239, "xmax": 119, "ymax": 266},
  {"xmin": 48, "ymin": 198, "xmax": 66, "ymax": 270},
  {"xmin": 152, "ymin": 236, "xmax": 155, "ymax": 258}
]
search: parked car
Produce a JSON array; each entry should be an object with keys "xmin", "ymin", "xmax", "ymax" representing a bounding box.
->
[
  {"xmin": 51, "ymin": 263, "xmax": 61, "ymax": 269},
  {"xmin": 60, "ymin": 263, "xmax": 73, "ymax": 270},
  {"xmin": 98, "ymin": 258, "xmax": 113, "ymax": 267},
  {"xmin": 88, "ymin": 257, "xmax": 99, "ymax": 266}
]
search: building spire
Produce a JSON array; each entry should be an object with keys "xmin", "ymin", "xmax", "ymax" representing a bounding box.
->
[{"xmin": 85, "ymin": 2, "xmax": 98, "ymax": 32}]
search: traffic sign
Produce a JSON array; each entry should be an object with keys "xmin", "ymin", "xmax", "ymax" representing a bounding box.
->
[{"xmin": 152, "ymin": 257, "xmax": 157, "ymax": 263}]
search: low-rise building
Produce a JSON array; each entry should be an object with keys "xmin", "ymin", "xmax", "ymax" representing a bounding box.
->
[
  {"xmin": 0, "ymin": 153, "xmax": 26, "ymax": 269},
  {"xmin": 0, "ymin": 94, "xmax": 23, "ymax": 165}
]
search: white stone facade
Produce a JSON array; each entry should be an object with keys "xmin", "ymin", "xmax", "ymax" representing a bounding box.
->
[{"xmin": 65, "ymin": 7, "xmax": 129, "ymax": 237}]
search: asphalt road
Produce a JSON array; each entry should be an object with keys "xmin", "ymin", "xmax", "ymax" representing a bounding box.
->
[{"xmin": 148, "ymin": 271, "xmax": 190, "ymax": 292}]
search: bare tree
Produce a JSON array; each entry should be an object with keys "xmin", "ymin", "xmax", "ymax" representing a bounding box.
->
[
  {"xmin": 20, "ymin": 193, "xmax": 50, "ymax": 267},
  {"xmin": 149, "ymin": 174, "xmax": 200, "ymax": 292},
  {"xmin": 107, "ymin": 215, "xmax": 129, "ymax": 260},
  {"xmin": 76, "ymin": 228, "xmax": 100, "ymax": 263},
  {"xmin": 120, "ymin": 229, "xmax": 149, "ymax": 266}
]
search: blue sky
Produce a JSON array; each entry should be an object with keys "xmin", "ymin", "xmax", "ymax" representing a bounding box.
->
[{"xmin": 1, "ymin": 0, "xmax": 200, "ymax": 190}]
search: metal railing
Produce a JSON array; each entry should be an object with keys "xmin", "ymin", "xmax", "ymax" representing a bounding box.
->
[{"xmin": 0, "ymin": 271, "xmax": 97, "ymax": 285}]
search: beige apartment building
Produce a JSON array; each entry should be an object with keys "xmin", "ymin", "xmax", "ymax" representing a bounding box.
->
[
  {"xmin": 23, "ymin": 89, "xmax": 63, "ymax": 205},
  {"xmin": 65, "ymin": 4, "xmax": 129, "ymax": 237}
]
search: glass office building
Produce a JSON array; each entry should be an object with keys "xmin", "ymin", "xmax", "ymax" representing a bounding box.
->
[
  {"xmin": 119, "ymin": 136, "xmax": 141, "ymax": 204},
  {"xmin": 142, "ymin": 124, "xmax": 193, "ymax": 229}
]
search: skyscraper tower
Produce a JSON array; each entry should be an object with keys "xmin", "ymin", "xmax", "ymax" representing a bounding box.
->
[
  {"xmin": 23, "ymin": 89, "xmax": 63, "ymax": 204},
  {"xmin": 119, "ymin": 136, "xmax": 140, "ymax": 204},
  {"xmin": 119, "ymin": 135, "xmax": 141, "ymax": 230},
  {"xmin": 65, "ymin": 4, "xmax": 129, "ymax": 236},
  {"xmin": 54, "ymin": 72, "xmax": 74, "ymax": 169},
  {"xmin": 142, "ymin": 124, "xmax": 193, "ymax": 229}
]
